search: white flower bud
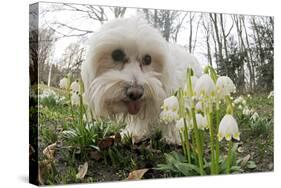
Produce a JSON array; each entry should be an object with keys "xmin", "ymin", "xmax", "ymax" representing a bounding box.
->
[
  {"xmin": 70, "ymin": 80, "xmax": 80, "ymax": 92},
  {"xmin": 194, "ymin": 74, "xmax": 216, "ymax": 97},
  {"xmin": 162, "ymin": 96, "xmax": 179, "ymax": 112},
  {"xmin": 195, "ymin": 113, "xmax": 208, "ymax": 130},
  {"xmin": 59, "ymin": 77, "xmax": 68, "ymax": 89},
  {"xmin": 250, "ymin": 112, "xmax": 259, "ymax": 121}
]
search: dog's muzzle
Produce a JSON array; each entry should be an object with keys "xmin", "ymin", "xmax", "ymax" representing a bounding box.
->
[{"xmin": 124, "ymin": 85, "xmax": 144, "ymax": 115}]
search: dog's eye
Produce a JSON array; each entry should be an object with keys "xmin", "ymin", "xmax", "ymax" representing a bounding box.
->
[
  {"xmin": 112, "ymin": 49, "xmax": 125, "ymax": 62},
  {"xmin": 142, "ymin": 54, "xmax": 152, "ymax": 65}
]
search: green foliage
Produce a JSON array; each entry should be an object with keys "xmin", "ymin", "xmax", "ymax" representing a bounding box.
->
[
  {"xmin": 249, "ymin": 118, "xmax": 273, "ymax": 137},
  {"xmin": 156, "ymin": 151, "xmax": 200, "ymax": 176}
]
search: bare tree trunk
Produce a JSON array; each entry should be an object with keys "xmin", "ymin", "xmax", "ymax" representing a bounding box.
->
[
  {"xmin": 192, "ymin": 14, "xmax": 203, "ymax": 53},
  {"xmin": 188, "ymin": 13, "xmax": 194, "ymax": 53},
  {"xmin": 202, "ymin": 16, "xmax": 213, "ymax": 66},
  {"xmin": 233, "ymin": 15, "xmax": 246, "ymax": 92},
  {"xmin": 47, "ymin": 63, "xmax": 53, "ymax": 87},
  {"xmin": 163, "ymin": 10, "xmax": 171, "ymax": 41},
  {"xmin": 242, "ymin": 17, "xmax": 255, "ymax": 90},
  {"xmin": 252, "ymin": 17, "xmax": 265, "ymax": 65},
  {"xmin": 219, "ymin": 14, "xmax": 229, "ymax": 60},
  {"xmin": 210, "ymin": 13, "xmax": 224, "ymax": 73}
]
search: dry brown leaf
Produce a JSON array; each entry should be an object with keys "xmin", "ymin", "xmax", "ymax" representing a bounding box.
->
[
  {"xmin": 98, "ymin": 137, "xmax": 114, "ymax": 150},
  {"xmin": 38, "ymin": 160, "xmax": 53, "ymax": 185},
  {"xmin": 90, "ymin": 151, "xmax": 102, "ymax": 161},
  {"xmin": 110, "ymin": 132, "xmax": 121, "ymax": 143},
  {"xmin": 240, "ymin": 154, "xmax": 251, "ymax": 168},
  {"xmin": 76, "ymin": 162, "xmax": 88, "ymax": 180},
  {"xmin": 127, "ymin": 169, "xmax": 149, "ymax": 180},
  {"xmin": 43, "ymin": 142, "xmax": 56, "ymax": 160}
]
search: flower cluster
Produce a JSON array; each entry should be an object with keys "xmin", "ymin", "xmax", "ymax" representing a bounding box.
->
[
  {"xmin": 39, "ymin": 89, "xmax": 65, "ymax": 104},
  {"xmin": 160, "ymin": 66, "xmax": 242, "ymax": 175},
  {"xmin": 161, "ymin": 69, "xmax": 240, "ymax": 142},
  {"xmin": 160, "ymin": 96, "xmax": 179, "ymax": 123},
  {"xmin": 59, "ymin": 77, "xmax": 83, "ymax": 106}
]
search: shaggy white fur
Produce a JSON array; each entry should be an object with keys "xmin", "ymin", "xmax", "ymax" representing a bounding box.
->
[{"xmin": 81, "ymin": 16, "xmax": 202, "ymax": 144}]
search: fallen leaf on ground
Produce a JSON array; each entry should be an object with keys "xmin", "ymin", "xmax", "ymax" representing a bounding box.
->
[
  {"xmin": 127, "ymin": 169, "xmax": 149, "ymax": 180},
  {"xmin": 38, "ymin": 159, "xmax": 53, "ymax": 185},
  {"xmin": 98, "ymin": 137, "xmax": 114, "ymax": 150},
  {"xmin": 43, "ymin": 143, "xmax": 56, "ymax": 160},
  {"xmin": 90, "ymin": 151, "xmax": 102, "ymax": 161},
  {"xmin": 76, "ymin": 162, "xmax": 88, "ymax": 180}
]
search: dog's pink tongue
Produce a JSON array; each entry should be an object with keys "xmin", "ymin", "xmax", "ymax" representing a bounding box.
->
[{"xmin": 127, "ymin": 101, "xmax": 141, "ymax": 115}]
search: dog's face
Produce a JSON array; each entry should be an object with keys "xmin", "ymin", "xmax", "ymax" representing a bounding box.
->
[{"xmin": 82, "ymin": 17, "xmax": 170, "ymax": 119}]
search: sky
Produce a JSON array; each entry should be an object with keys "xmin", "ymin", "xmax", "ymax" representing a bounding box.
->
[{"xmin": 38, "ymin": 2, "xmax": 257, "ymax": 69}]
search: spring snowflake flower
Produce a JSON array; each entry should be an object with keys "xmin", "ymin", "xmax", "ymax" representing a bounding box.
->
[
  {"xmin": 160, "ymin": 110, "xmax": 178, "ymax": 123},
  {"xmin": 196, "ymin": 114, "xmax": 208, "ymax": 130},
  {"xmin": 176, "ymin": 118, "xmax": 192, "ymax": 130},
  {"xmin": 216, "ymin": 76, "xmax": 236, "ymax": 98},
  {"xmin": 267, "ymin": 91, "xmax": 274, "ymax": 99},
  {"xmin": 59, "ymin": 77, "xmax": 68, "ymax": 89},
  {"xmin": 250, "ymin": 112, "xmax": 259, "ymax": 121},
  {"xmin": 71, "ymin": 91, "xmax": 80, "ymax": 105},
  {"xmin": 233, "ymin": 96, "xmax": 244, "ymax": 104},
  {"xmin": 195, "ymin": 101, "xmax": 203, "ymax": 111},
  {"xmin": 162, "ymin": 96, "xmax": 179, "ymax": 112},
  {"xmin": 218, "ymin": 114, "xmax": 240, "ymax": 141},
  {"xmin": 194, "ymin": 74, "xmax": 216, "ymax": 97},
  {"xmin": 70, "ymin": 80, "xmax": 80, "ymax": 92},
  {"xmin": 242, "ymin": 107, "xmax": 252, "ymax": 116}
]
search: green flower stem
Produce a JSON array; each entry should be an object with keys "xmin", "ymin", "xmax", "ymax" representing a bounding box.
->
[
  {"xmin": 180, "ymin": 130, "xmax": 187, "ymax": 161},
  {"xmin": 191, "ymin": 131, "xmax": 197, "ymax": 164},
  {"xmin": 206, "ymin": 100, "xmax": 215, "ymax": 174},
  {"xmin": 183, "ymin": 118, "xmax": 191, "ymax": 163},
  {"xmin": 214, "ymin": 102, "xmax": 220, "ymax": 174},
  {"xmin": 79, "ymin": 95, "xmax": 84, "ymax": 126},
  {"xmin": 226, "ymin": 141, "xmax": 233, "ymax": 174},
  {"xmin": 191, "ymin": 106, "xmax": 205, "ymax": 175}
]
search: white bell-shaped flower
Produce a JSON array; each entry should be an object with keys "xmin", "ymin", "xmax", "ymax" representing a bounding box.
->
[
  {"xmin": 250, "ymin": 112, "xmax": 259, "ymax": 121},
  {"xmin": 194, "ymin": 74, "xmax": 216, "ymax": 97},
  {"xmin": 218, "ymin": 114, "xmax": 240, "ymax": 141},
  {"xmin": 242, "ymin": 107, "xmax": 252, "ymax": 116},
  {"xmin": 216, "ymin": 76, "xmax": 236, "ymax": 98},
  {"xmin": 59, "ymin": 77, "xmax": 68, "ymax": 89},
  {"xmin": 70, "ymin": 80, "xmax": 80, "ymax": 92},
  {"xmin": 162, "ymin": 96, "xmax": 179, "ymax": 112},
  {"xmin": 176, "ymin": 118, "xmax": 192, "ymax": 130},
  {"xmin": 195, "ymin": 113, "xmax": 208, "ymax": 130},
  {"xmin": 160, "ymin": 110, "xmax": 178, "ymax": 124},
  {"xmin": 233, "ymin": 96, "xmax": 244, "ymax": 104},
  {"xmin": 176, "ymin": 118, "xmax": 185, "ymax": 130},
  {"xmin": 195, "ymin": 101, "xmax": 203, "ymax": 111},
  {"xmin": 71, "ymin": 91, "xmax": 80, "ymax": 105}
]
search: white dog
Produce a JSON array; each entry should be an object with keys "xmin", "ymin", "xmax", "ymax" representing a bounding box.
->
[{"xmin": 81, "ymin": 17, "xmax": 202, "ymax": 144}]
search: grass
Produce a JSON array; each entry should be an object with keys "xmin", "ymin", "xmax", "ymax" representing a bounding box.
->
[{"xmin": 33, "ymin": 86, "xmax": 274, "ymax": 185}]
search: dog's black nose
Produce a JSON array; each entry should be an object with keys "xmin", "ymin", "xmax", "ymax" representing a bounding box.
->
[{"xmin": 126, "ymin": 85, "xmax": 144, "ymax": 101}]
